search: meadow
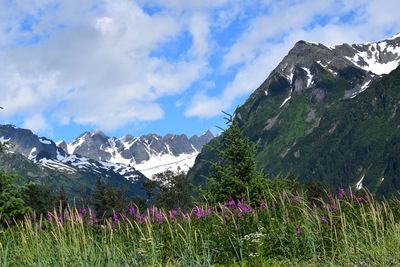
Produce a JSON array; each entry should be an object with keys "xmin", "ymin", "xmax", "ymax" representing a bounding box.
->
[{"xmin": 1, "ymin": 188, "xmax": 400, "ymax": 266}]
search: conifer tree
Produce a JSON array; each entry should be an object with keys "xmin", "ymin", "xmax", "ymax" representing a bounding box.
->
[
  {"xmin": 92, "ymin": 177, "xmax": 107, "ymax": 217},
  {"xmin": 202, "ymin": 112, "xmax": 269, "ymax": 204}
]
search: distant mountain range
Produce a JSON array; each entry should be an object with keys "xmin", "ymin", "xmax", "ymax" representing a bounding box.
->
[
  {"xmin": 189, "ymin": 33, "xmax": 400, "ymax": 197},
  {"xmin": 0, "ymin": 125, "xmax": 214, "ymax": 198}
]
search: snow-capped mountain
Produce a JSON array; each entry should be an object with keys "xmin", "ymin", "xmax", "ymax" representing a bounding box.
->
[
  {"xmin": 190, "ymin": 33, "xmax": 400, "ymax": 196},
  {"xmin": 261, "ymin": 32, "xmax": 400, "ymax": 106},
  {"xmin": 63, "ymin": 130, "xmax": 214, "ymax": 178},
  {"xmin": 0, "ymin": 124, "xmax": 214, "ymax": 181},
  {"xmin": 0, "ymin": 125, "xmax": 146, "ymax": 182}
]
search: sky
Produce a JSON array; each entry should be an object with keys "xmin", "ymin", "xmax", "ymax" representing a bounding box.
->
[{"xmin": 0, "ymin": 0, "xmax": 399, "ymax": 143}]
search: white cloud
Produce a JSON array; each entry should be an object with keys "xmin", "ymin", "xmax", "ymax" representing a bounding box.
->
[
  {"xmin": 1, "ymin": 0, "xmax": 399, "ymax": 131},
  {"xmin": 23, "ymin": 114, "xmax": 51, "ymax": 134},
  {"xmin": 0, "ymin": 0, "xmax": 215, "ymax": 132}
]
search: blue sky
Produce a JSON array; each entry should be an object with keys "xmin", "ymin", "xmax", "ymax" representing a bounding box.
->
[{"xmin": 0, "ymin": 0, "xmax": 399, "ymax": 142}]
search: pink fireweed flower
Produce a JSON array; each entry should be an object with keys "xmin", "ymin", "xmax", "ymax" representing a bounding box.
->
[
  {"xmin": 260, "ymin": 200, "xmax": 267, "ymax": 210},
  {"xmin": 129, "ymin": 206, "xmax": 135, "ymax": 216},
  {"xmin": 229, "ymin": 198, "xmax": 236, "ymax": 209},
  {"xmin": 331, "ymin": 203, "xmax": 338, "ymax": 211},
  {"xmin": 338, "ymin": 187, "xmax": 345, "ymax": 200},
  {"xmin": 321, "ymin": 216, "xmax": 328, "ymax": 224},
  {"xmin": 170, "ymin": 209, "xmax": 178, "ymax": 219},
  {"xmin": 113, "ymin": 213, "xmax": 119, "ymax": 224}
]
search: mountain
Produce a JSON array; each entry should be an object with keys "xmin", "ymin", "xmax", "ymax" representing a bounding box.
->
[
  {"xmin": 0, "ymin": 125, "xmax": 149, "ymax": 198},
  {"xmin": 63, "ymin": 130, "xmax": 214, "ymax": 178},
  {"xmin": 189, "ymin": 33, "xmax": 400, "ymax": 197}
]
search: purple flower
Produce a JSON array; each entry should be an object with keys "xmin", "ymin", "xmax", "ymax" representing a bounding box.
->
[
  {"xmin": 338, "ymin": 187, "xmax": 345, "ymax": 200},
  {"xmin": 321, "ymin": 216, "xmax": 328, "ymax": 224},
  {"xmin": 356, "ymin": 196, "xmax": 365, "ymax": 203},
  {"xmin": 282, "ymin": 191, "xmax": 288, "ymax": 199},
  {"xmin": 295, "ymin": 227, "xmax": 302, "ymax": 236},
  {"xmin": 47, "ymin": 212, "xmax": 52, "ymax": 223},
  {"xmin": 113, "ymin": 213, "xmax": 119, "ymax": 224},
  {"xmin": 331, "ymin": 203, "xmax": 338, "ymax": 211},
  {"xmin": 327, "ymin": 192, "xmax": 334, "ymax": 201},
  {"xmin": 170, "ymin": 209, "xmax": 178, "ymax": 219},
  {"xmin": 229, "ymin": 198, "xmax": 236, "ymax": 209},
  {"xmin": 129, "ymin": 206, "xmax": 135, "ymax": 216},
  {"xmin": 259, "ymin": 201, "xmax": 267, "ymax": 210}
]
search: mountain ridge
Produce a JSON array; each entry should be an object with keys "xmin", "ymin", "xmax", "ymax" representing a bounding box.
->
[{"xmin": 189, "ymin": 33, "xmax": 400, "ymax": 196}]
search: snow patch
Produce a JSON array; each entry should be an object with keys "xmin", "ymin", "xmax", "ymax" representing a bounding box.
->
[
  {"xmin": 356, "ymin": 175, "xmax": 365, "ymax": 190},
  {"xmin": 0, "ymin": 136, "xmax": 10, "ymax": 144},
  {"xmin": 134, "ymin": 152, "xmax": 198, "ymax": 179},
  {"xmin": 301, "ymin": 67, "xmax": 313, "ymax": 87},
  {"xmin": 349, "ymin": 79, "xmax": 372, "ymax": 99},
  {"xmin": 280, "ymin": 95, "xmax": 291, "ymax": 108},
  {"xmin": 345, "ymin": 43, "xmax": 400, "ymax": 75},
  {"xmin": 39, "ymin": 138, "xmax": 52, "ymax": 145}
]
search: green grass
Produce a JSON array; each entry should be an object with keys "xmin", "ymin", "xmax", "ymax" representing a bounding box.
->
[{"xmin": 1, "ymin": 190, "xmax": 400, "ymax": 266}]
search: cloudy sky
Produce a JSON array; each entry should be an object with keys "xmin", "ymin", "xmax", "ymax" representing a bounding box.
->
[{"xmin": 0, "ymin": 0, "xmax": 399, "ymax": 142}]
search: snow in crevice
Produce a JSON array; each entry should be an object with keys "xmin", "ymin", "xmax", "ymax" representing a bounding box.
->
[
  {"xmin": 316, "ymin": 60, "xmax": 337, "ymax": 75},
  {"xmin": 280, "ymin": 95, "xmax": 291, "ymax": 108},
  {"xmin": 28, "ymin": 147, "xmax": 37, "ymax": 160},
  {"xmin": 349, "ymin": 79, "xmax": 372, "ymax": 99},
  {"xmin": 301, "ymin": 67, "xmax": 313, "ymax": 87},
  {"xmin": 39, "ymin": 138, "xmax": 52, "ymax": 145},
  {"xmin": 356, "ymin": 175, "xmax": 365, "ymax": 190}
]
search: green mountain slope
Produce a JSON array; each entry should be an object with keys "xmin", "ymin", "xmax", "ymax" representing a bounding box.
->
[{"xmin": 189, "ymin": 37, "xmax": 400, "ymax": 197}]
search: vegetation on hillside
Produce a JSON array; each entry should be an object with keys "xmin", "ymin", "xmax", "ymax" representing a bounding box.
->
[{"xmin": 1, "ymin": 109, "xmax": 400, "ymax": 265}]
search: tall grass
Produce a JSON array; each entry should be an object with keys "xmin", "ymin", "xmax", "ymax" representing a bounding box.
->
[{"xmin": 1, "ymin": 190, "xmax": 400, "ymax": 266}]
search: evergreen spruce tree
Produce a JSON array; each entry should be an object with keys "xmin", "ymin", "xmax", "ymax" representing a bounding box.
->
[
  {"xmin": 202, "ymin": 112, "xmax": 269, "ymax": 204},
  {"xmin": 92, "ymin": 177, "xmax": 107, "ymax": 217}
]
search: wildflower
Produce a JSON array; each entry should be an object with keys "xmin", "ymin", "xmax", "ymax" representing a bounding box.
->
[
  {"xmin": 229, "ymin": 198, "xmax": 236, "ymax": 209},
  {"xmin": 259, "ymin": 200, "xmax": 267, "ymax": 210},
  {"xmin": 295, "ymin": 227, "xmax": 302, "ymax": 236},
  {"xmin": 321, "ymin": 216, "xmax": 328, "ymax": 224},
  {"xmin": 356, "ymin": 196, "xmax": 365, "ymax": 203},
  {"xmin": 129, "ymin": 206, "xmax": 135, "ymax": 216},
  {"xmin": 170, "ymin": 209, "xmax": 178, "ymax": 219},
  {"xmin": 47, "ymin": 212, "xmax": 52, "ymax": 223},
  {"xmin": 282, "ymin": 191, "xmax": 288, "ymax": 199},
  {"xmin": 338, "ymin": 186, "xmax": 345, "ymax": 200},
  {"xmin": 113, "ymin": 212, "xmax": 119, "ymax": 224},
  {"xmin": 327, "ymin": 192, "xmax": 334, "ymax": 201},
  {"xmin": 331, "ymin": 203, "xmax": 338, "ymax": 211}
]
